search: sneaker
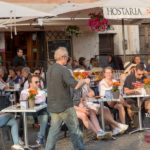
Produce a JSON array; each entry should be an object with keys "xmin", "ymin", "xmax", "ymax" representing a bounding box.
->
[
  {"xmin": 112, "ymin": 128, "xmax": 122, "ymax": 136},
  {"xmin": 19, "ymin": 138, "xmax": 24, "ymax": 146},
  {"xmin": 118, "ymin": 123, "xmax": 129, "ymax": 132},
  {"xmin": 36, "ymin": 136, "xmax": 44, "ymax": 145},
  {"xmin": 11, "ymin": 144, "xmax": 24, "ymax": 150},
  {"xmin": 96, "ymin": 130, "xmax": 112, "ymax": 140}
]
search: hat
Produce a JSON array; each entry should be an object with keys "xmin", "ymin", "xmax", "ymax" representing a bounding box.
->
[
  {"xmin": 124, "ymin": 61, "xmax": 136, "ymax": 74},
  {"xmin": 90, "ymin": 67, "xmax": 103, "ymax": 73}
]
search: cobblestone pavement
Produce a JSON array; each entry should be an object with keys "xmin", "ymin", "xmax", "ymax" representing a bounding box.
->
[
  {"xmin": 55, "ymin": 131, "xmax": 150, "ymax": 150},
  {"xmin": 4, "ymin": 124, "xmax": 150, "ymax": 150},
  {"xmin": 28, "ymin": 129, "xmax": 150, "ymax": 150}
]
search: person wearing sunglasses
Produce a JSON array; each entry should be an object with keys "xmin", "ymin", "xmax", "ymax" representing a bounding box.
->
[
  {"xmin": 123, "ymin": 64, "xmax": 148, "ymax": 127},
  {"xmin": 20, "ymin": 75, "xmax": 48, "ymax": 146},
  {"xmin": 46, "ymin": 47, "xmax": 90, "ymax": 150},
  {"xmin": 33, "ymin": 68, "xmax": 45, "ymax": 89},
  {"xmin": 124, "ymin": 64, "xmax": 145, "ymax": 95}
]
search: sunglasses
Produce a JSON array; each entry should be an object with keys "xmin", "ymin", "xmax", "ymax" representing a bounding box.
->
[
  {"xmin": 35, "ymin": 81, "xmax": 40, "ymax": 84},
  {"xmin": 137, "ymin": 73, "xmax": 143, "ymax": 76},
  {"xmin": 35, "ymin": 73, "xmax": 40, "ymax": 75},
  {"xmin": 62, "ymin": 55, "xmax": 69, "ymax": 59}
]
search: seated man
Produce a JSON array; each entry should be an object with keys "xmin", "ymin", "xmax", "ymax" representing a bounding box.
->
[
  {"xmin": 20, "ymin": 75, "xmax": 48, "ymax": 145},
  {"xmin": 123, "ymin": 64, "xmax": 150, "ymax": 126},
  {"xmin": 0, "ymin": 113, "xmax": 24, "ymax": 150}
]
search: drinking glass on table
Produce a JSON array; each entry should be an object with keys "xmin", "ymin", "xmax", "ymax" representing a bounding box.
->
[
  {"xmin": 9, "ymin": 94, "xmax": 16, "ymax": 107},
  {"xmin": 132, "ymin": 82, "xmax": 143, "ymax": 94},
  {"xmin": 9, "ymin": 81, "xmax": 15, "ymax": 89}
]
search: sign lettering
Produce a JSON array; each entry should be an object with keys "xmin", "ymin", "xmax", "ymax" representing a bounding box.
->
[{"xmin": 103, "ymin": 7, "xmax": 149, "ymax": 19}]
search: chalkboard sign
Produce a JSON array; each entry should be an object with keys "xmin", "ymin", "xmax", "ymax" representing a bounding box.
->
[{"xmin": 48, "ymin": 40, "xmax": 72, "ymax": 59}]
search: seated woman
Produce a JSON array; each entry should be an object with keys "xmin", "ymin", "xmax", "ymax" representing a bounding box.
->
[
  {"xmin": 78, "ymin": 57, "xmax": 88, "ymax": 70},
  {"xmin": 99, "ymin": 67, "xmax": 127, "ymax": 124},
  {"xmin": 75, "ymin": 83, "xmax": 128, "ymax": 137},
  {"xmin": 7, "ymin": 67, "xmax": 21, "ymax": 85},
  {"xmin": 74, "ymin": 96, "xmax": 112, "ymax": 139}
]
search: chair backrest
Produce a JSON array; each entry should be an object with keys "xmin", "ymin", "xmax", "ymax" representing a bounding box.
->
[{"xmin": 0, "ymin": 95, "xmax": 10, "ymax": 111}]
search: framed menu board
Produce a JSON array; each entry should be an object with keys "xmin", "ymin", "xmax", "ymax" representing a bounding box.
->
[{"xmin": 48, "ymin": 40, "xmax": 72, "ymax": 59}]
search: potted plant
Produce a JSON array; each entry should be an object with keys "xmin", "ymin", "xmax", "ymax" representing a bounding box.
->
[
  {"xmin": 66, "ymin": 25, "xmax": 80, "ymax": 37},
  {"xmin": 88, "ymin": 11, "xmax": 112, "ymax": 32},
  {"xmin": 144, "ymin": 78, "xmax": 150, "ymax": 95},
  {"xmin": 28, "ymin": 89, "xmax": 38, "ymax": 108},
  {"xmin": 111, "ymin": 81, "xmax": 120, "ymax": 99}
]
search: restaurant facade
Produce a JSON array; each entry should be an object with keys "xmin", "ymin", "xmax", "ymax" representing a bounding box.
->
[{"xmin": 0, "ymin": 0, "xmax": 149, "ymax": 68}]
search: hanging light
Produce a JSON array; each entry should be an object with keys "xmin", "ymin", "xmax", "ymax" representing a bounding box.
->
[
  {"xmin": 9, "ymin": 10, "xmax": 17, "ymax": 39},
  {"xmin": 37, "ymin": 18, "xmax": 43, "ymax": 26}
]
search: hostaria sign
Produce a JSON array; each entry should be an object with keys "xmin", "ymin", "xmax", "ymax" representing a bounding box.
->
[{"xmin": 103, "ymin": 7, "xmax": 150, "ymax": 19}]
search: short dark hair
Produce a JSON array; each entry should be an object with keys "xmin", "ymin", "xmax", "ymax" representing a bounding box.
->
[
  {"xmin": 15, "ymin": 66, "xmax": 23, "ymax": 72},
  {"xmin": 17, "ymin": 48, "xmax": 23, "ymax": 53},
  {"xmin": 8, "ymin": 67, "xmax": 15, "ymax": 71},
  {"xmin": 28, "ymin": 75, "xmax": 39, "ymax": 83},
  {"xmin": 8, "ymin": 67, "xmax": 16, "ymax": 74},
  {"xmin": 132, "ymin": 55, "xmax": 140, "ymax": 63},
  {"xmin": 79, "ymin": 57, "xmax": 86, "ymax": 66},
  {"xmin": 32, "ymin": 67, "xmax": 41, "ymax": 74},
  {"xmin": 135, "ymin": 64, "xmax": 145, "ymax": 71}
]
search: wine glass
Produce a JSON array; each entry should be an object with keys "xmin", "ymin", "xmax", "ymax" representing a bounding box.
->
[{"xmin": 9, "ymin": 94, "xmax": 16, "ymax": 107}]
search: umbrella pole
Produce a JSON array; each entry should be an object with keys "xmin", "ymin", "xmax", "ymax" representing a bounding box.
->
[{"xmin": 122, "ymin": 19, "xmax": 126, "ymax": 62}]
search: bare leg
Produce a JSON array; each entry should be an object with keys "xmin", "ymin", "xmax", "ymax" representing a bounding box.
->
[
  {"xmin": 145, "ymin": 101, "xmax": 150, "ymax": 113},
  {"xmin": 76, "ymin": 111, "xmax": 98, "ymax": 134},
  {"xmin": 114, "ymin": 103, "xmax": 126, "ymax": 124},
  {"xmin": 127, "ymin": 107, "xmax": 134, "ymax": 120},
  {"xmin": 99, "ymin": 107, "xmax": 119, "ymax": 129},
  {"xmin": 89, "ymin": 110, "xmax": 101, "ymax": 132}
]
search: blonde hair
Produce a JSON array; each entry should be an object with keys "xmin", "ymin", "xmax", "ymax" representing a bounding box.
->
[
  {"xmin": 104, "ymin": 67, "xmax": 113, "ymax": 73},
  {"xmin": 22, "ymin": 67, "xmax": 30, "ymax": 74},
  {"xmin": 54, "ymin": 47, "xmax": 68, "ymax": 60}
]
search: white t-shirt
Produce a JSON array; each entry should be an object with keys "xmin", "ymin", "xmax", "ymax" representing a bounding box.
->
[{"xmin": 99, "ymin": 79, "xmax": 116, "ymax": 97}]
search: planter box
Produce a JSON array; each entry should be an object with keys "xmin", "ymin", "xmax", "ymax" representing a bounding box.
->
[
  {"xmin": 112, "ymin": 90, "xmax": 120, "ymax": 99},
  {"xmin": 145, "ymin": 87, "xmax": 150, "ymax": 95}
]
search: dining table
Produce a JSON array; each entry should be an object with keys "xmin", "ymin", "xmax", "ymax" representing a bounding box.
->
[
  {"xmin": 1, "ymin": 103, "xmax": 47, "ymax": 149},
  {"xmin": 87, "ymin": 97, "xmax": 120, "ymax": 131}
]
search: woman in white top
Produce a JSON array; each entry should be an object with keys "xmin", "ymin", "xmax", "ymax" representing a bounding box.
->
[
  {"xmin": 74, "ymin": 84, "xmax": 112, "ymax": 139},
  {"xmin": 99, "ymin": 67, "xmax": 126, "ymax": 124}
]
